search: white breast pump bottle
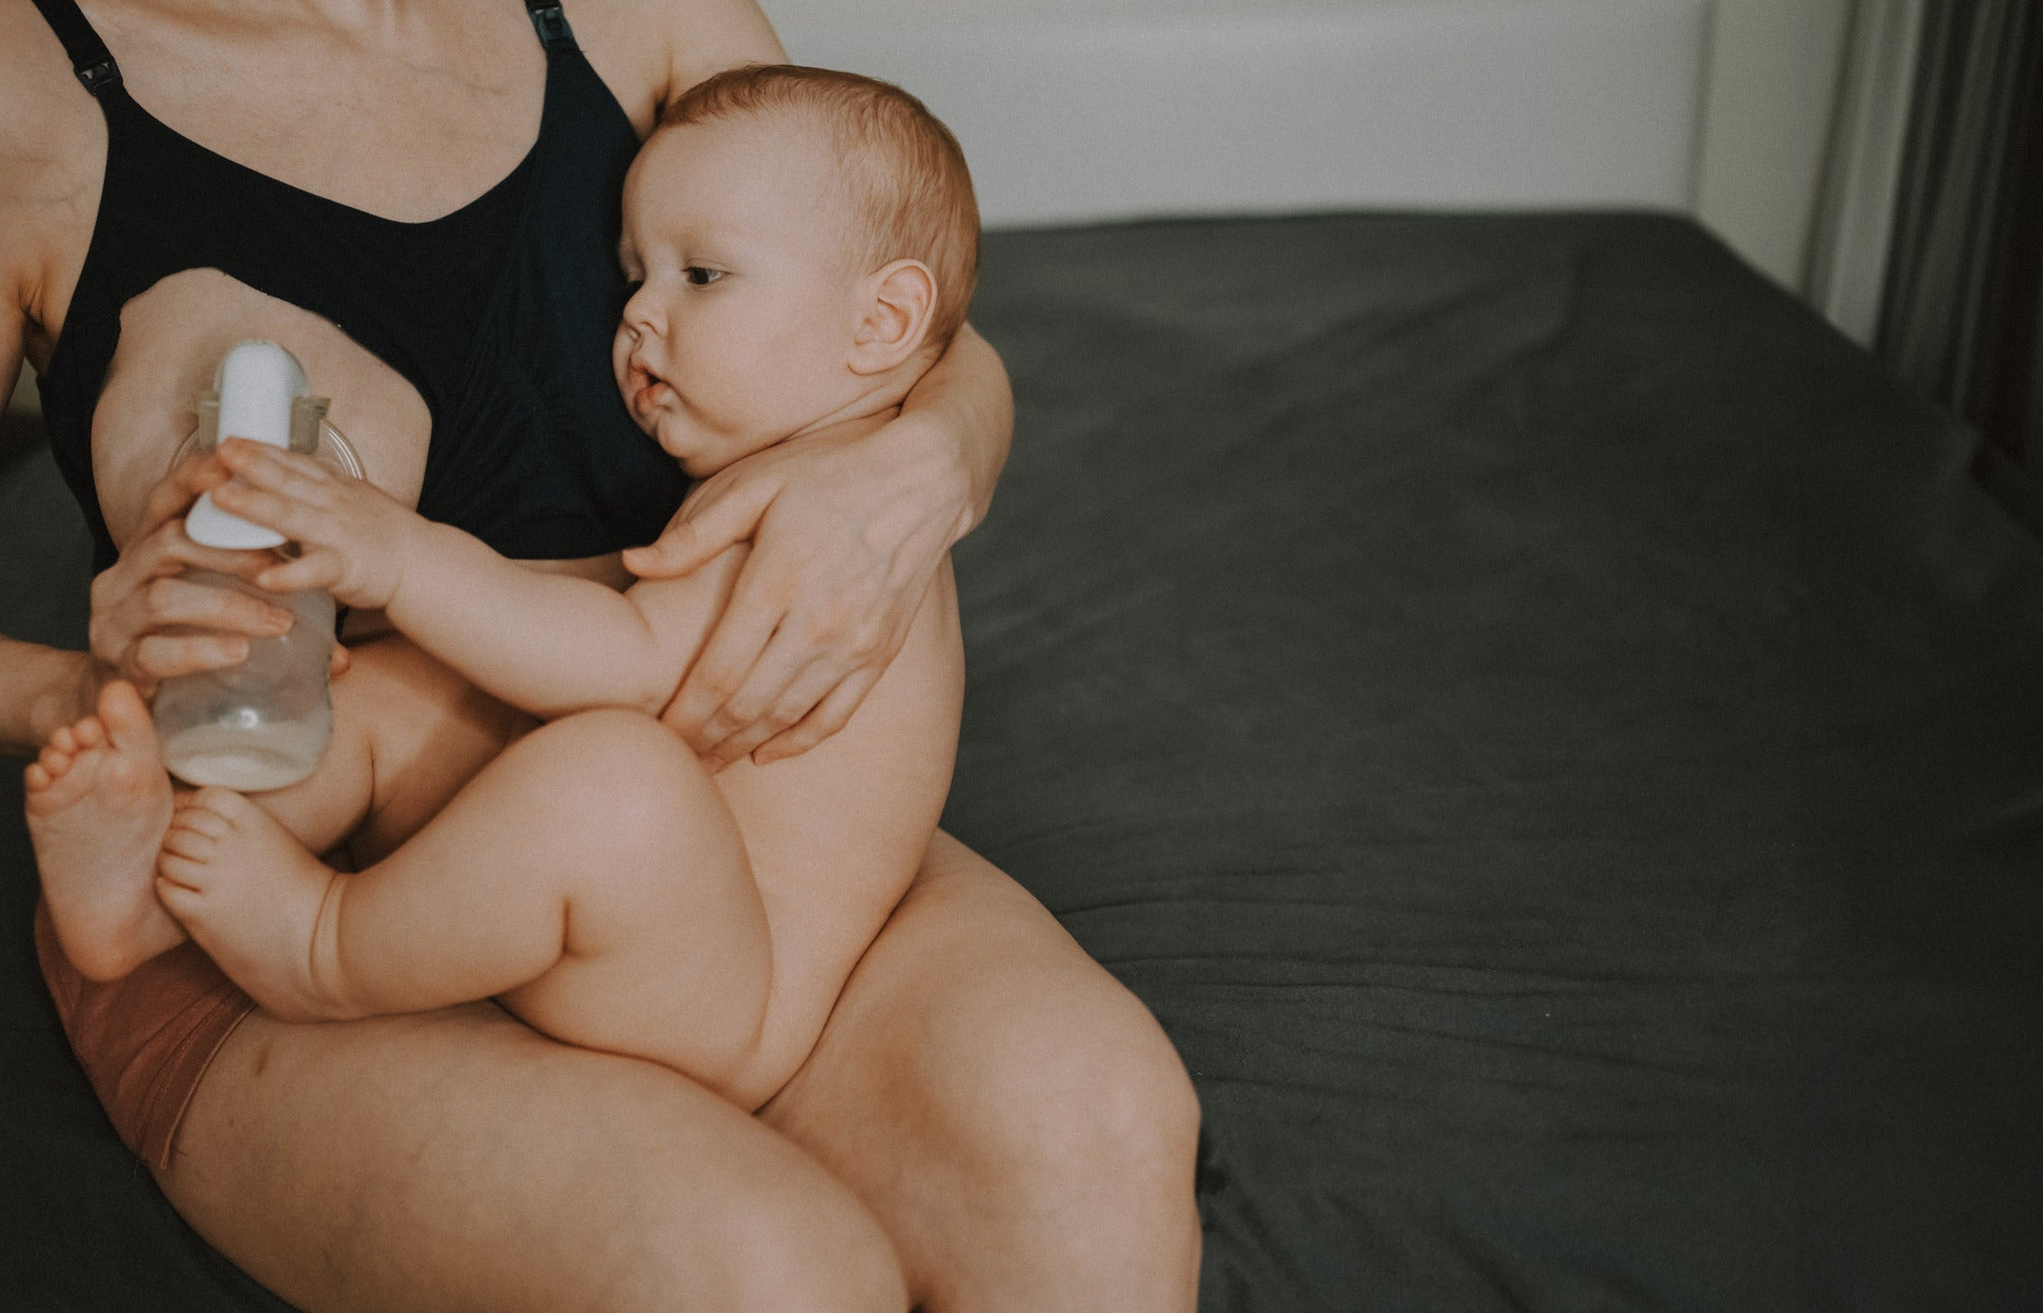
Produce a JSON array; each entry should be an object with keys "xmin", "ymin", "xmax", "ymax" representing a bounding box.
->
[{"xmin": 152, "ymin": 341, "xmax": 345, "ymax": 791}]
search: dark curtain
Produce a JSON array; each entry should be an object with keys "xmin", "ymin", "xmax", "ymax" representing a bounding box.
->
[{"xmin": 1878, "ymin": 0, "xmax": 2043, "ymax": 472}]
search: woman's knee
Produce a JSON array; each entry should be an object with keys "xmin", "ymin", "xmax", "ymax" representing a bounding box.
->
[
  {"xmin": 1052, "ymin": 994, "xmax": 1201, "ymax": 1193},
  {"xmin": 956, "ymin": 975, "xmax": 1202, "ymax": 1206},
  {"xmin": 696, "ymin": 1168, "xmax": 910, "ymax": 1313}
]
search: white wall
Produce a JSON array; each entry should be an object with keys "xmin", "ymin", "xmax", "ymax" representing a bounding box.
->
[
  {"xmin": 779, "ymin": 2, "xmax": 1708, "ymax": 226},
  {"xmin": 1694, "ymin": 0, "xmax": 1853, "ymax": 293},
  {"xmin": 764, "ymin": 0, "xmax": 1854, "ymax": 295}
]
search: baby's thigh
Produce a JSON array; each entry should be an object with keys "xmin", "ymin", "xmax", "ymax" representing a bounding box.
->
[{"xmin": 247, "ymin": 636, "xmax": 533, "ymax": 863}]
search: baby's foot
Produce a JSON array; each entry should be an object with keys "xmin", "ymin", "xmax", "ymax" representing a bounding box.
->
[
  {"xmin": 24, "ymin": 680, "xmax": 182, "ymax": 980},
  {"xmin": 156, "ymin": 789, "xmax": 355, "ymax": 1023}
]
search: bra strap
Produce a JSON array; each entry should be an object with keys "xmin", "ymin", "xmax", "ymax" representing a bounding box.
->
[
  {"xmin": 523, "ymin": 0, "xmax": 573, "ymax": 49},
  {"xmin": 29, "ymin": 0, "xmax": 123, "ymax": 97}
]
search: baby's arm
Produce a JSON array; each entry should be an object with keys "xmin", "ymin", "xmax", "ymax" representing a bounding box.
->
[{"xmin": 215, "ymin": 439, "xmax": 728, "ymax": 719}]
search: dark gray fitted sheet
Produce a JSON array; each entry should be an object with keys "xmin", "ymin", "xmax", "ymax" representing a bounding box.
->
[{"xmin": 4, "ymin": 212, "xmax": 2040, "ymax": 1310}]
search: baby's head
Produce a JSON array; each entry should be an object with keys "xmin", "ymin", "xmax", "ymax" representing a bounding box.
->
[{"xmin": 614, "ymin": 64, "xmax": 979, "ymax": 477}]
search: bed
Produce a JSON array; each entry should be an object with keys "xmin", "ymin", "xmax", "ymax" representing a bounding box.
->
[{"xmin": 7, "ymin": 5, "xmax": 2043, "ymax": 1311}]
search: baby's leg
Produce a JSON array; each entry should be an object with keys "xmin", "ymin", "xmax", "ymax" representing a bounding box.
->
[
  {"xmin": 158, "ymin": 708, "xmax": 773, "ymax": 1095},
  {"xmin": 27, "ymin": 653, "xmax": 399, "ymax": 983},
  {"xmin": 146, "ymin": 635, "xmax": 532, "ymax": 1019},
  {"xmin": 30, "ymin": 634, "xmax": 521, "ymax": 987}
]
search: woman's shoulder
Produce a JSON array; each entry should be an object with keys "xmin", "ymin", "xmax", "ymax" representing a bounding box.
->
[
  {"xmin": 0, "ymin": 0, "xmax": 103, "ymax": 173},
  {"xmin": 0, "ymin": 0, "xmax": 107, "ymax": 356},
  {"xmin": 570, "ymin": 0, "xmax": 785, "ymax": 122}
]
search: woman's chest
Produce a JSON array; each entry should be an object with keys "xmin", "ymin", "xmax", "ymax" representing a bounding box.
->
[
  {"xmin": 79, "ymin": 0, "xmax": 663, "ymax": 217},
  {"xmin": 34, "ymin": 0, "xmax": 668, "ymax": 543}
]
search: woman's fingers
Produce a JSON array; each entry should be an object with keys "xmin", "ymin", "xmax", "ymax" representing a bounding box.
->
[
  {"xmin": 624, "ymin": 474, "xmax": 775, "ymax": 580},
  {"xmin": 681, "ymin": 571, "xmax": 906, "ymax": 768},
  {"xmin": 107, "ymin": 509, "xmax": 271, "ymax": 586},
  {"xmin": 695, "ymin": 647, "xmax": 836, "ymax": 770},
  {"xmin": 706, "ymin": 656, "xmax": 862, "ymax": 771},
  {"xmin": 129, "ymin": 632, "xmax": 254, "ymax": 684},
  {"xmin": 90, "ymin": 551, "xmax": 287, "ymax": 686},
  {"xmin": 138, "ymin": 574, "xmax": 291, "ymax": 635},
  {"xmin": 130, "ymin": 452, "xmax": 231, "ymax": 540},
  {"xmin": 662, "ymin": 589, "xmax": 784, "ymax": 753},
  {"xmin": 85, "ymin": 453, "xmax": 318, "ymax": 698},
  {"xmin": 750, "ymin": 668, "xmax": 878, "ymax": 767},
  {"xmin": 665, "ymin": 507, "xmax": 918, "ymax": 761}
]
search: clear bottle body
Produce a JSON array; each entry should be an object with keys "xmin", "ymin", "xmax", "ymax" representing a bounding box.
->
[
  {"xmin": 151, "ymin": 370, "xmax": 362, "ymax": 792},
  {"xmin": 154, "ymin": 575, "xmax": 336, "ymax": 791}
]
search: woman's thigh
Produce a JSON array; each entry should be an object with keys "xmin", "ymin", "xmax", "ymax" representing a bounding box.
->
[
  {"xmin": 158, "ymin": 1003, "xmax": 908, "ymax": 1313},
  {"xmin": 762, "ymin": 830, "xmax": 1204, "ymax": 1313}
]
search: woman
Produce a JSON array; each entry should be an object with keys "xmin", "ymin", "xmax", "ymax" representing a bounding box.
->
[{"xmin": 0, "ymin": 0, "xmax": 1203, "ymax": 1307}]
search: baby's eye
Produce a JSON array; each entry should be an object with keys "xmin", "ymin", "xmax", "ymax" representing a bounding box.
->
[
  {"xmin": 621, "ymin": 278, "xmax": 645, "ymax": 301},
  {"xmin": 685, "ymin": 266, "xmax": 724, "ymax": 287}
]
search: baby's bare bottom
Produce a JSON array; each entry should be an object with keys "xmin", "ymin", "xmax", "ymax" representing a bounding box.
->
[{"xmin": 188, "ymin": 637, "xmax": 775, "ymax": 1102}]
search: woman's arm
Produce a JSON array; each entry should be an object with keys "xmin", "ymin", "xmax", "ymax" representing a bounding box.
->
[
  {"xmin": 626, "ymin": 320, "xmax": 1013, "ymax": 770},
  {"xmin": 0, "ymin": 636, "xmax": 92, "ymax": 757},
  {"xmin": 1, "ymin": 316, "xmax": 73, "ymax": 751}
]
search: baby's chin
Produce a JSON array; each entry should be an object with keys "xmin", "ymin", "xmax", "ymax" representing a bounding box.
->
[{"xmin": 648, "ymin": 417, "xmax": 722, "ymax": 478}]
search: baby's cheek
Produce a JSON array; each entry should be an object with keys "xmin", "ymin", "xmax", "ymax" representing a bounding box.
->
[{"xmin": 609, "ymin": 327, "xmax": 634, "ymax": 385}]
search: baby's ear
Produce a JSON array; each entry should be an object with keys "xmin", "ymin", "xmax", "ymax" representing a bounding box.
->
[{"xmin": 849, "ymin": 259, "xmax": 937, "ymax": 375}]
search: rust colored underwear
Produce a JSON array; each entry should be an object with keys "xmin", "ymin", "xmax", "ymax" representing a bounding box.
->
[{"xmin": 34, "ymin": 902, "xmax": 256, "ymax": 1171}]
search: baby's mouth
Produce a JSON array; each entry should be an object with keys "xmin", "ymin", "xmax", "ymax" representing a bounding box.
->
[{"xmin": 626, "ymin": 360, "xmax": 670, "ymax": 417}]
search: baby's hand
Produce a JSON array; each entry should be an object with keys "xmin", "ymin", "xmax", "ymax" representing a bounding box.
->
[{"xmin": 210, "ymin": 438, "xmax": 416, "ymax": 611}]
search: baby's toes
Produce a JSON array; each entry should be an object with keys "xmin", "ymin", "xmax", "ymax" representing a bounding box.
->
[
  {"xmin": 160, "ymin": 826, "xmax": 213, "ymax": 866},
  {"xmin": 190, "ymin": 787, "xmax": 260, "ymax": 829},
  {"xmin": 64, "ymin": 716, "xmax": 107, "ymax": 753},
  {"xmin": 36, "ymin": 740, "xmax": 77, "ymax": 779},
  {"xmin": 153, "ymin": 871, "xmax": 206, "ymax": 925},
  {"xmin": 162, "ymin": 807, "xmax": 228, "ymax": 863},
  {"xmin": 26, "ymin": 743, "xmax": 95, "ymax": 811},
  {"xmin": 28, "ymin": 750, "xmax": 68, "ymax": 791}
]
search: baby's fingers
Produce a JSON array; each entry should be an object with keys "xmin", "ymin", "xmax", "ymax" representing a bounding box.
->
[
  {"xmin": 216, "ymin": 437, "xmax": 335, "ymax": 492},
  {"xmin": 255, "ymin": 550, "xmax": 347, "ymax": 595},
  {"xmin": 209, "ymin": 480, "xmax": 331, "ymax": 545}
]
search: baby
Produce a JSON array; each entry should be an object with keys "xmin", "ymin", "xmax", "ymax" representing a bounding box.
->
[{"xmin": 26, "ymin": 65, "xmax": 978, "ymax": 1109}]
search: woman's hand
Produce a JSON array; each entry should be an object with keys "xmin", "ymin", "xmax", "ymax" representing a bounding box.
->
[
  {"xmin": 87, "ymin": 452, "xmax": 299, "ymax": 701},
  {"xmin": 624, "ymin": 412, "xmax": 974, "ymax": 770}
]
